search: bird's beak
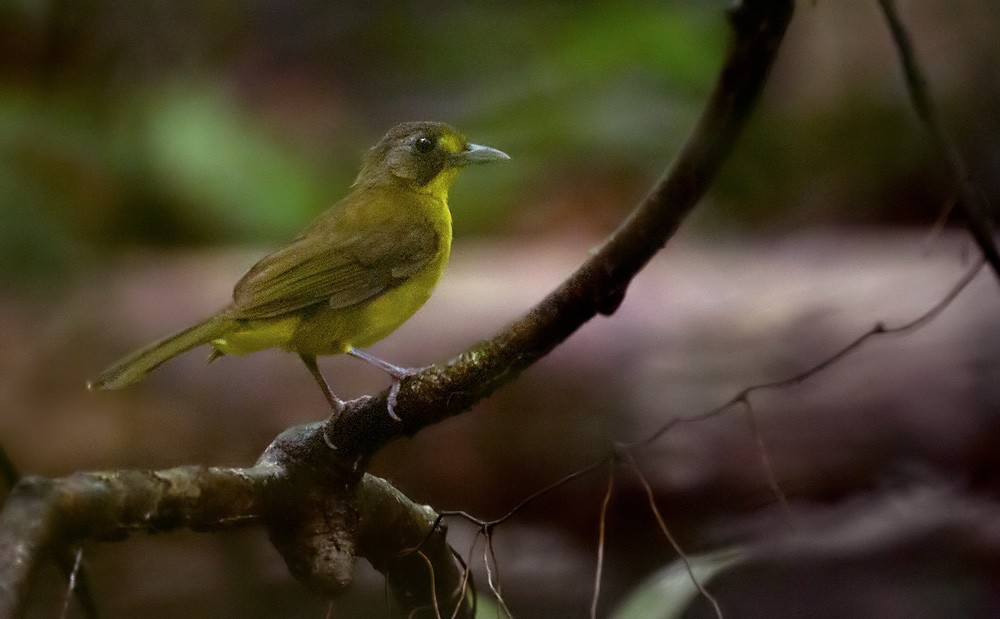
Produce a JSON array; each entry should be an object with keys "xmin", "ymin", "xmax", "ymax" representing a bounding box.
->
[{"xmin": 451, "ymin": 142, "xmax": 510, "ymax": 166}]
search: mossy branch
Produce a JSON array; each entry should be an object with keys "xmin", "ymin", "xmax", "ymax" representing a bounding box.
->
[{"xmin": 0, "ymin": 424, "xmax": 468, "ymax": 617}]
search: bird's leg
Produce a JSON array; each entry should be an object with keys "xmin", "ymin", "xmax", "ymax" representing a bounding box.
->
[
  {"xmin": 299, "ymin": 353, "xmax": 345, "ymax": 419},
  {"xmin": 347, "ymin": 348, "xmax": 418, "ymax": 422}
]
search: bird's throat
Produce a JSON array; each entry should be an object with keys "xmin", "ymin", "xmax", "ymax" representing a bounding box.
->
[{"xmin": 420, "ymin": 167, "xmax": 461, "ymax": 201}]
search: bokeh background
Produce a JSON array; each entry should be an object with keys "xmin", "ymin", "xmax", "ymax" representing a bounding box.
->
[{"xmin": 2, "ymin": 1, "xmax": 1000, "ymax": 617}]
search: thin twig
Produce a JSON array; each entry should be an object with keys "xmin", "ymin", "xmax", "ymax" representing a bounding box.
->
[
  {"xmin": 449, "ymin": 547, "xmax": 473, "ymax": 619},
  {"xmin": 737, "ymin": 399, "xmax": 794, "ymax": 528},
  {"xmin": 460, "ymin": 532, "xmax": 482, "ymax": 618},
  {"xmin": 481, "ymin": 529, "xmax": 513, "ymax": 618},
  {"xmin": 417, "ymin": 550, "xmax": 442, "ymax": 619},
  {"xmin": 623, "ymin": 452, "xmax": 724, "ymax": 619},
  {"xmin": 632, "ymin": 258, "xmax": 985, "ymax": 450},
  {"xmin": 486, "ymin": 534, "xmax": 503, "ymax": 600},
  {"xmin": 435, "ymin": 458, "xmax": 610, "ymax": 532},
  {"xmin": 749, "ymin": 259, "xmax": 984, "ymax": 394},
  {"xmin": 590, "ymin": 464, "xmax": 615, "ymax": 619},
  {"xmin": 878, "ymin": 0, "xmax": 1000, "ymax": 282}
]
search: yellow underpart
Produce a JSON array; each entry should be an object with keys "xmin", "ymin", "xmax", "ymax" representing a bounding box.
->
[
  {"xmin": 339, "ymin": 228, "xmax": 450, "ymax": 348},
  {"xmin": 211, "ymin": 315, "xmax": 301, "ymax": 356},
  {"xmin": 420, "ymin": 167, "xmax": 460, "ymax": 200},
  {"xmin": 212, "ymin": 194, "xmax": 452, "ymax": 358},
  {"xmin": 284, "ymin": 197, "xmax": 452, "ymax": 355}
]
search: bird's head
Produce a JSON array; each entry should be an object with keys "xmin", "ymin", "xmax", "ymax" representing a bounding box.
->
[{"xmin": 355, "ymin": 121, "xmax": 508, "ymax": 197}]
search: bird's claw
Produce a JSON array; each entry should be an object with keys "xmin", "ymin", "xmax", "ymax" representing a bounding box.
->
[
  {"xmin": 385, "ymin": 366, "xmax": 425, "ymax": 421},
  {"xmin": 386, "ymin": 380, "xmax": 403, "ymax": 422}
]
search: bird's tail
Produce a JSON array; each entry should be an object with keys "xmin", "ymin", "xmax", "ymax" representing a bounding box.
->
[{"xmin": 89, "ymin": 316, "xmax": 228, "ymax": 390}]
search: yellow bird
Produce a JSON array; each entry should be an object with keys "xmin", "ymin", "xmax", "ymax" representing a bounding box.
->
[{"xmin": 90, "ymin": 121, "xmax": 508, "ymax": 419}]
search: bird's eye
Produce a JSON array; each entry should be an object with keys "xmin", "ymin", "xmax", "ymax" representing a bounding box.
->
[{"xmin": 414, "ymin": 136, "xmax": 435, "ymax": 154}]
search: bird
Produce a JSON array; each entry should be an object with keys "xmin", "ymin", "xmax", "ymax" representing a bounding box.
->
[{"xmin": 89, "ymin": 121, "xmax": 509, "ymax": 420}]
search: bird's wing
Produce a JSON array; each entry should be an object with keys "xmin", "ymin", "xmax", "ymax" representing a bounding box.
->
[{"xmin": 229, "ymin": 194, "xmax": 439, "ymax": 319}]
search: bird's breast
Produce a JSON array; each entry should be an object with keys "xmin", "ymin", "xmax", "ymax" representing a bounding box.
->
[{"xmin": 284, "ymin": 196, "xmax": 452, "ymax": 354}]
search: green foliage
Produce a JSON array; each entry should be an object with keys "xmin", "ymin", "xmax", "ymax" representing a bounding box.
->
[
  {"xmin": 0, "ymin": 92, "xmax": 101, "ymax": 286},
  {"xmin": 611, "ymin": 549, "xmax": 744, "ymax": 619},
  {"xmin": 141, "ymin": 85, "xmax": 333, "ymax": 241},
  {"xmin": 0, "ymin": 1, "xmax": 727, "ymax": 284},
  {"xmin": 715, "ymin": 97, "xmax": 940, "ymax": 227},
  {"xmin": 1, "ymin": 0, "xmax": 985, "ymax": 282},
  {"xmin": 0, "ymin": 86, "xmax": 344, "ymax": 285}
]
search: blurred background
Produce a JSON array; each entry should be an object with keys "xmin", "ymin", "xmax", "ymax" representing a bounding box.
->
[{"xmin": 2, "ymin": 0, "xmax": 1000, "ymax": 617}]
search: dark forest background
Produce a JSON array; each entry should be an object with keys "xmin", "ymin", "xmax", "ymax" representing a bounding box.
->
[{"xmin": 2, "ymin": 1, "xmax": 999, "ymax": 617}]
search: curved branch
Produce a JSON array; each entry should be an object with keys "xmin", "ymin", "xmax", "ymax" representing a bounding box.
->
[{"xmin": 329, "ymin": 0, "xmax": 795, "ymax": 457}]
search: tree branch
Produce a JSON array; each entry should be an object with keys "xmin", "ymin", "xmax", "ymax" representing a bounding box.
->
[
  {"xmin": 0, "ymin": 447, "xmax": 99, "ymax": 619},
  {"xmin": 0, "ymin": 423, "xmax": 470, "ymax": 617},
  {"xmin": 328, "ymin": 0, "xmax": 795, "ymax": 457},
  {"xmin": 0, "ymin": 463, "xmax": 272, "ymax": 617}
]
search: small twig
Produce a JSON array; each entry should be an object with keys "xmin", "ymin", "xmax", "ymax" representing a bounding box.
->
[
  {"xmin": 435, "ymin": 458, "xmax": 610, "ymax": 533},
  {"xmin": 460, "ymin": 527, "xmax": 511, "ymax": 619},
  {"xmin": 737, "ymin": 399, "xmax": 794, "ymax": 528},
  {"xmin": 481, "ymin": 537, "xmax": 496, "ymax": 607},
  {"xmin": 485, "ymin": 535, "xmax": 504, "ymax": 601},
  {"xmin": 740, "ymin": 258, "xmax": 984, "ymax": 395},
  {"xmin": 482, "ymin": 533, "xmax": 512, "ymax": 618},
  {"xmin": 416, "ymin": 550, "xmax": 442, "ymax": 619},
  {"xmin": 632, "ymin": 257, "xmax": 985, "ymax": 450},
  {"xmin": 921, "ymin": 198, "xmax": 957, "ymax": 256},
  {"xmin": 878, "ymin": 0, "xmax": 1000, "ymax": 282},
  {"xmin": 449, "ymin": 547, "xmax": 473, "ymax": 619},
  {"xmin": 623, "ymin": 452, "xmax": 724, "ymax": 619},
  {"xmin": 590, "ymin": 464, "xmax": 615, "ymax": 619}
]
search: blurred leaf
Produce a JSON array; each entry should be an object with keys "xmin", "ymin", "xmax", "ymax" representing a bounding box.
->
[
  {"xmin": 611, "ymin": 548, "xmax": 744, "ymax": 619},
  {"xmin": 473, "ymin": 594, "xmax": 503, "ymax": 618},
  {"xmin": 544, "ymin": 3, "xmax": 724, "ymax": 89},
  {"xmin": 142, "ymin": 85, "xmax": 331, "ymax": 242},
  {"xmin": 476, "ymin": 3, "xmax": 723, "ymax": 160},
  {"xmin": 0, "ymin": 92, "xmax": 102, "ymax": 286}
]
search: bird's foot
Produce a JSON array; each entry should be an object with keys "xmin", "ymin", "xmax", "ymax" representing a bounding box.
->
[
  {"xmin": 385, "ymin": 368, "xmax": 421, "ymax": 422},
  {"xmin": 348, "ymin": 349, "xmax": 422, "ymax": 422}
]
